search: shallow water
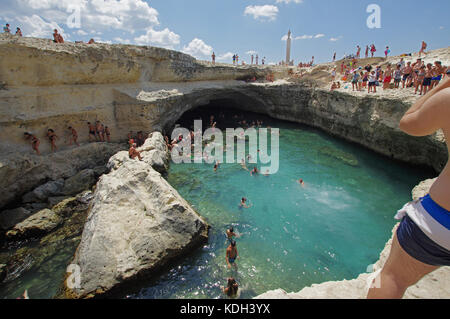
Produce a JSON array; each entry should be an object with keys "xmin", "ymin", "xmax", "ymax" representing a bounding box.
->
[{"xmin": 131, "ymin": 114, "xmax": 433, "ymax": 299}]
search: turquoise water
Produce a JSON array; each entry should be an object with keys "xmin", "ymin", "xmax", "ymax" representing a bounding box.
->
[{"xmin": 131, "ymin": 109, "xmax": 433, "ymax": 299}]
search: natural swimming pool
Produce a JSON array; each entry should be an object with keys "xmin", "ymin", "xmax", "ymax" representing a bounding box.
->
[
  {"xmin": 129, "ymin": 108, "xmax": 433, "ymax": 299},
  {"xmin": 0, "ymin": 107, "xmax": 433, "ymax": 299}
]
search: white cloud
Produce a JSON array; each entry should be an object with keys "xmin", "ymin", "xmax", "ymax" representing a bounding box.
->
[
  {"xmin": 244, "ymin": 5, "xmax": 278, "ymax": 21},
  {"xmin": 439, "ymin": 26, "xmax": 444, "ymax": 30},
  {"xmin": 217, "ymin": 52, "xmax": 234, "ymax": 62},
  {"xmin": 330, "ymin": 36, "xmax": 343, "ymax": 42},
  {"xmin": 276, "ymin": 0, "xmax": 303, "ymax": 4},
  {"xmin": 314, "ymin": 33, "xmax": 325, "ymax": 38},
  {"xmin": 1, "ymin": 0, "xmax": 170, "ymax": 43},
  {"xmin": 246, "ymin": 50, "xmax": 258, "ymax": 55},
  {"xmin": 134, "ymin": 27, "xmax": 180, "ymax": 49},
  {"xmin": 182, "ymin": 38, "xmax": 213, "ymax": 59},
  {"xmin": 296, "ymin": 35, "xmax": 313, "ymax": 40},
  {"xmin": 16, "ymin": 14, "xmax": 66, "ymax": 38}
]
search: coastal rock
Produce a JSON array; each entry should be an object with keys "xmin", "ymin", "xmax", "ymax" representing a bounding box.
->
[
  {"xmin": 61, "ymin": 169, "xmax": 96, "ymax": 196},
  {"xmin": 6, "ymin": 208, "xmax": 63, "ymax": 240},
  {"xmin": 412, "ymin": 178, "xmax": 437, "ymax": 200},
  {"xmin": 64, "ymin": 136, "xmax": 208, "ymax": 298},
  {"xmin": 0, "ymin": 207, "xmax": 32, "ymax": 231},
  {"xmin": 22, "ymin": 179, "xmax": 65, "ymax": 203},
  {"xmin": 0, "ymin": 142, "xmax": 125, "ymax": 209},
  {"xmin": 107, "ymin": 132, "xmax": 169, "ymax": 174},
  {"xmin": 0, "ymin": 264, "xmax": 6, "ymax": 283},
  {"xmin": 255, "ymin": 177, "xmax": 450, "ymax": 299}
]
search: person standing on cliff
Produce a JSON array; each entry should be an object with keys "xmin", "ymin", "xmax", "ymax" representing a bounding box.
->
[
  {"xmin": 46, "ymin": 129, "xmax": 58, "ymax": 152},
  {"xmin": 87, "ymin": 122, "xmax": 96, "ymax": 142},
  {"xmin": 356, "ymin": 46, "xmax": 361, "ymax": 59},
  {"xmin": 367, "ymin": 77, "xmax": 450, "ymax": 299},
  {"xmin": 365, "ymin": 45, "xmax": 369, "ymax": 58},
  {"xmin": 419, "ymin": 41, "xmax": 428, "ymax": 57},
  {"xmin": 3, "ymin": 24, "xmax": 10, "ymax": 34},
  {"xmin": 68, "ymin": 126, "xmax": 79, "ymax": 146},
  {"xmin": 52, "ymin": 29, "xmax": 64, "ymax": 43},
  {"xmin": 24, "ymin": 132, "xmax": 40, "ymax": 155},
  {"xmin": 211, "ymin": 52, "xmax": 216, "ymax": 65},
  {"xmin": 256, "ymin": 54, "xmax": 259, "ymax": 65}
]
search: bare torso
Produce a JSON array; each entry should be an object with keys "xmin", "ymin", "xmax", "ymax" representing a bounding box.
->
[{"xmin": 429, "ymin": 128, "xmax": 450, "ymax": 210}]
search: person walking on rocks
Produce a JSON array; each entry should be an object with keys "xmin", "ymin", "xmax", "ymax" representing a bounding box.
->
[
  {"xmin": 24, "ymin": 132, "xmax": 40, "ymax": 155},
  {"xmin": 367, "ymin": 77, "xmax": 450, "ymax": 299},
  {"xmin": 68, "ymin": 126, "xmax": 79, "ymax": 146},
  {"xmin": 47, "ymin": 129, "xmax": 58, "ymax": 152}
]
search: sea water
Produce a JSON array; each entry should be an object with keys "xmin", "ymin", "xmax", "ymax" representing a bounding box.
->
[
  {"xmin": 131, "ymin": 114, "xmax": 433, "ymax": 299},
  {"xmin": 0, "ymin": 111, "xmax": 433, "ymax": 299}
]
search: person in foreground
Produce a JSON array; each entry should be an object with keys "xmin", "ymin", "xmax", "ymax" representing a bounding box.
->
[
  {"xmin": 367, "ymin": 77, "xmax": 450, "ymax": 299},
  {"xmin": 222, "ymin": 277, "xmax": 239, "ymax": 298}
]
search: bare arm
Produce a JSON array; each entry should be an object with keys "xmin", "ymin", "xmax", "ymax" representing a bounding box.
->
[
  {"xmin": 403, "ymin": 77, "xmax": 450, "ymax": 116},
  {"xmin": 399, "ymin": 87, "xmax": 450, "ymax": 136}
]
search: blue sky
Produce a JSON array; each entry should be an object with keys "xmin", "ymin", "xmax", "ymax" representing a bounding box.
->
[{"xmin": 1, "ymin": 0, "xmax": 449, "ymax": 64}]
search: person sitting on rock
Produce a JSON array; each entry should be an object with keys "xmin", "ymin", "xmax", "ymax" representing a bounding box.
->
[
  {"xmin": 68, "ymin": 126, "xmax": 79, "ymax": 146},
  {"xmin": 88, "ymin": 38, "xmax": 95, "ymax": 44},
  {"xmin": 24, "ymin": 132, "xmax": 40, "ymax": 155},
  {"xmin": 52, "ymin": 29, "xmax": 64, "ymax": 43},
  {"xmin": 367, "ymin": 77, "xmax": 450, "ymax": 299},
  {"xmin": 15, "ymin": 27, "xmax": 22, "ymax": 37},
  {"xmin": 3, "ymin": 24, "xmax": 10, "ymax": 34},
  {"xmin": 129, "ymin": 143, "xmax": 143, "ymax": 161},
  {"xmin": 46, "ymin": 129, "xmax": 58, "ymax": 152}
]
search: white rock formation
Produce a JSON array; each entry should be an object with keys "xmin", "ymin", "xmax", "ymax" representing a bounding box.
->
[{"xmin": 64, "ymin": 132, "xmax": 208, "ymax": 298}]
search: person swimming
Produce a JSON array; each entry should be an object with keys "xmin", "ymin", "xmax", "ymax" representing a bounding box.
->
[
  {"xmin": 239, "ymin": 197, "xmax": 252, "ymax": 208},
  {"xmin": 214, "ymin": 161, "xmax": 220, "ymax": 172},
  {"xmin": 250, "ymin": 167, "xmax": 259, "ymax": 176},
  {"xmin": 222, "ymin": 277, "xmax": 239, "ymax": 298},
  {"xmin": 298, "ymin": 179, "xmax": 305, "ymax": 186}
]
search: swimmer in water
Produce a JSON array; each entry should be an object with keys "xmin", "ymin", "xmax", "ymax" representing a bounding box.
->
[
  {"xmin": 250, "ymin": 167, "xmax": 259, "ymax": 176},
  {"xmin": 239, "ymin": 197, "xmax": 252, "ymax": 208},
  {"xmin": 298, "ymin": 179, "xmax": 305, "ymax": 186},
  {"xmin": 222, "ymin": 277, "xmax": 239, "ymax": 298},
  {"xmin": 226, "ymin": 227, "xmax": 239, "ymax": 243},
  {"xmin": 214, "ymin": 161, "xmax": 220, "ymax": 172},
  {"xmin": 226, "ymin": 240, "xmax": 239, "ymax": 270}
]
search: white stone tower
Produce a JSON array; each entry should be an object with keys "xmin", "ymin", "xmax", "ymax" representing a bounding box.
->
[{"xmin": 286, "ymin": 30, "xmax": 292, "ymax": 66}]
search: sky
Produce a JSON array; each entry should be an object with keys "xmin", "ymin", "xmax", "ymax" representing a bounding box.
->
[{"xmin": 0, "ymin": 0, "xmax": 449, "ymax": 65}]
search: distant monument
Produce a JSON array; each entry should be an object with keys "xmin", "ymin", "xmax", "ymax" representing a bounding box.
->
[{"xmin": 285, "ymin": 30, "xmax": 293, "ymax": 66}]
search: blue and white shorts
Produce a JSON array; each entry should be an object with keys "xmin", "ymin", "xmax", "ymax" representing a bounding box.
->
[{"xmin": 395, "ymin": 194, "xmax": 450, "ymax": 266}]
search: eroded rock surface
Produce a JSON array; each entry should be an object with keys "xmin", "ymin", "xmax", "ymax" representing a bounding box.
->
[
  {"xmin": 64, "ymin": 133, "xmax": 208, "ymax": 298},
  {"xmin": 6, "ymin": 209, "xmax": 62, "ymax": 240}
]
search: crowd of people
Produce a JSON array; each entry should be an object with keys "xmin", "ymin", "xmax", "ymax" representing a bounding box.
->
[
  {"xmin": 23, "ymin": 120, "xmax": 111, "ymax": 155},
  {"xmin": 330, "ymin": 41, "xmax": 449, "ymax": 95},
  {"xmin": 211, "ymin": 52, "xmax": 266, "ymax": 66}
]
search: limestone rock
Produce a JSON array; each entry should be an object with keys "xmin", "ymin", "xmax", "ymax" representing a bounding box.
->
[
  {"xmin": 61, "ymin": 169, "xmax": 96, "ymax": 196},
  {"xmin": 0, "ymin": 207, "xmax": 32, "ymax": 230},
  {"xmin": 64, "ymin": 136, "xmax": 208, "ymax": 298},
  {"xmin": 6, "ymin": 208, "xmax": 63, "ymax": 240},
  {"xmin": 22, "ymin": 179, "xmax": 65, "ymax": 203},
  {"xmin": 0, "ymin": 264, "xmax": 6, "ymax": 283},
  {"xmin": 412, "ymin": 178, "xmax": 437, "ymax": 200},
  {"xmin": 48, "ymin": 196, "xmax": 71, "ymax": 207},
  {"xmin": 0, "ymin": 142, "xmax": 125, "ymax": 209}
]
